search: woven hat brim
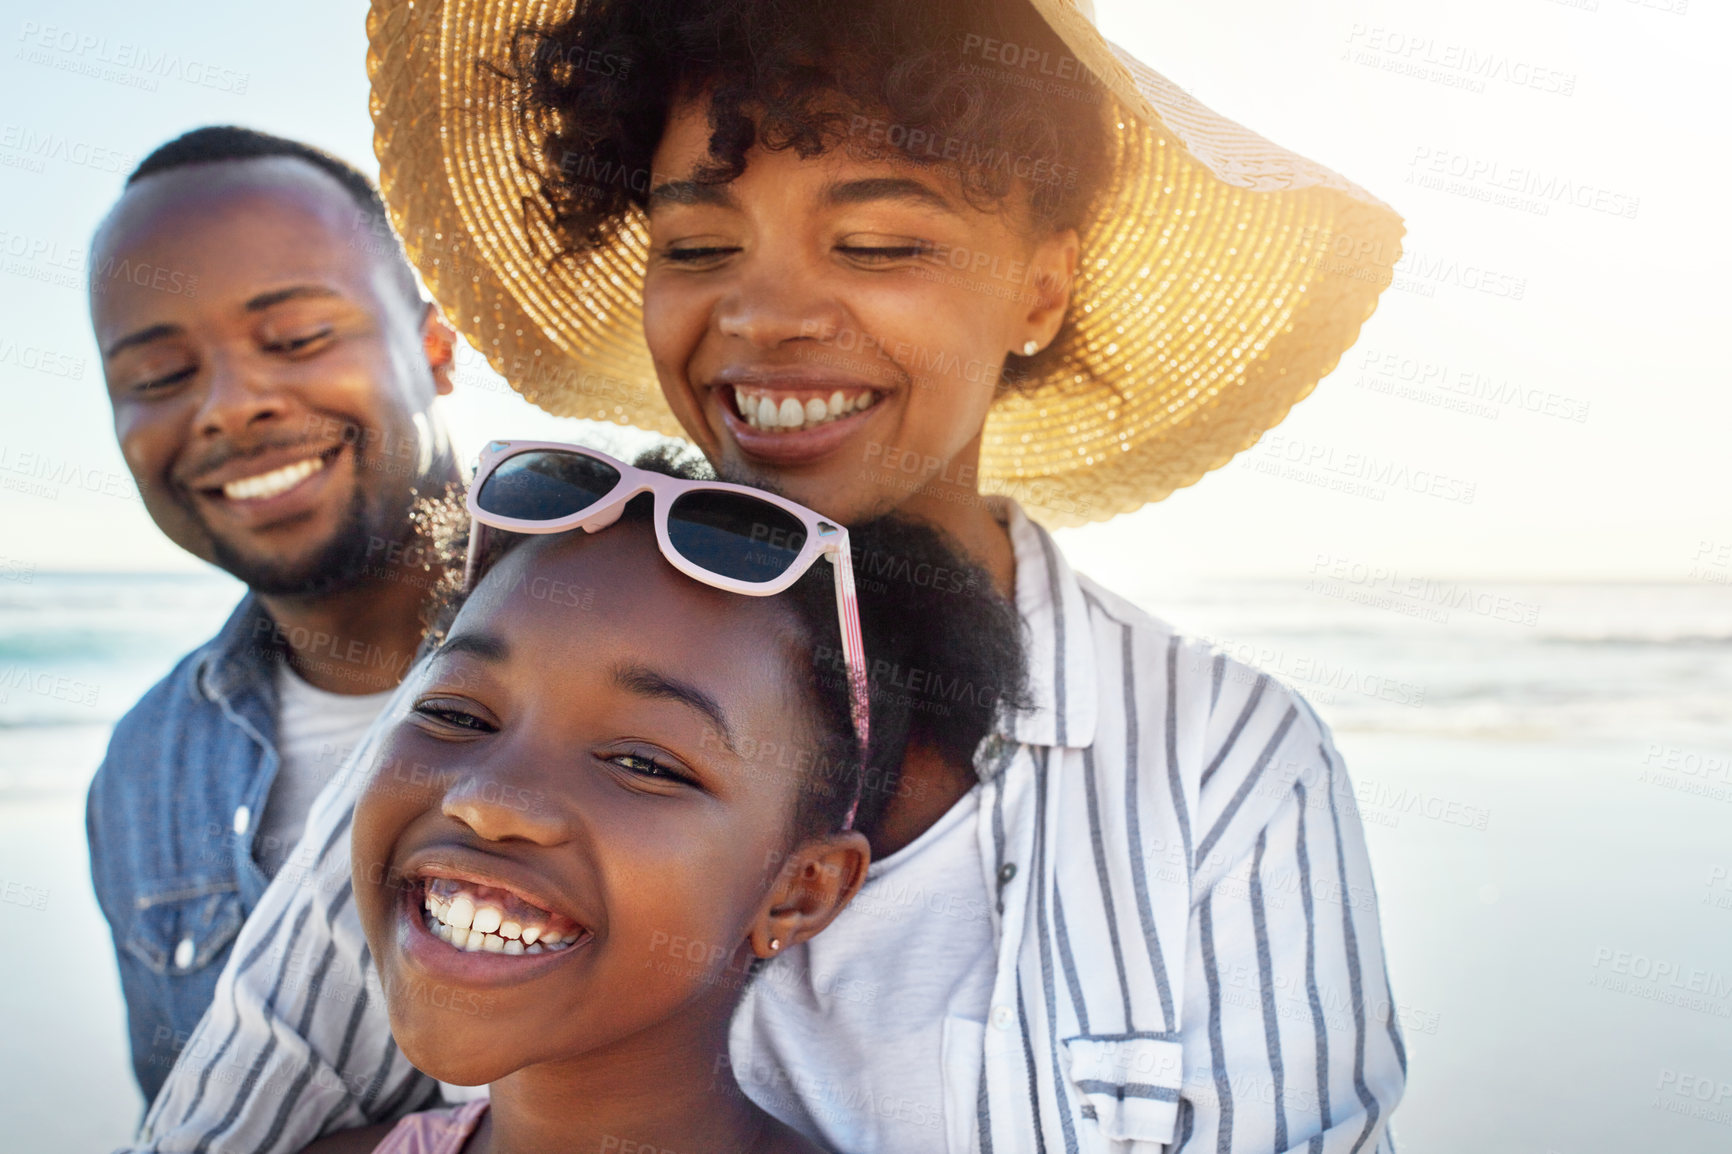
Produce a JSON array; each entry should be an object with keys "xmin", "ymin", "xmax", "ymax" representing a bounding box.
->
[{"xmin": 368, "ymin": 0, "xmax": 1404, "ymax": 526}]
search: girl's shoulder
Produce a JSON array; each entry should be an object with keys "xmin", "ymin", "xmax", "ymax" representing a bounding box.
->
[{"xmin": 371, "ymin": 1098, "xmax": 490, "ymax": 1154}]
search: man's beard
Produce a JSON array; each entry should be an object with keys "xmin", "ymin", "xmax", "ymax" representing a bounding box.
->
[{"xmin": 203, "ymin": 484, "xmax": 387, "ymax": 598}]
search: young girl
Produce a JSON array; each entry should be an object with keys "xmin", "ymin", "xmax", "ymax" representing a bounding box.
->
[{"xmin": 341, "ymin": 444, "xmax": 1025, "ymax": 1153}]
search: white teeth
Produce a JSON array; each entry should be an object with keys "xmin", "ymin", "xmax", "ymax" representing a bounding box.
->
[
  {"xmin": 422, "ymin": 882, "xmax": 582, "ymax": 956},
  {"xmin": 220, "ymin": 455, "xmax": 325, "ymax": 501},
  {"xmin": 737, "ymin": 389, "xmax": 879, "ymax": 432}
]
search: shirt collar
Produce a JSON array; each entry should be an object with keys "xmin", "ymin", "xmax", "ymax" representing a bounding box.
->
[
  {"xmin": 194, "ymin": 594, "xmax": 281, "ymax": 704},
  {"xmin": 994, "ymin": 498, "xmax": 1098, "ymax": 751}
]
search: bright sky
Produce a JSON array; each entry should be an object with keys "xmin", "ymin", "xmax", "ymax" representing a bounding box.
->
[{"xmin": 1, "ymin": 0, "xmax": 1726, "ymax": 580}]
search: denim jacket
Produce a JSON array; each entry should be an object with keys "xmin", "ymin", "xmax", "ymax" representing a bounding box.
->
[{"xmin": 86, "ymin": 595, "xmax": 284, "ymax": 1105}]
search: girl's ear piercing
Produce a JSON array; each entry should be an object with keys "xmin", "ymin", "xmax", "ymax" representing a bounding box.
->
[
  {"xmin": 1022, "ymin": 340, "xmax": 1041, "ymax": 357},
  {"xmin": 768, "ymin": 938, "xmax": 782, "ymax": 952}
]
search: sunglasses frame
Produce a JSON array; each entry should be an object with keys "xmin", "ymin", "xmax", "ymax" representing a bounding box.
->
[{"xmin": 464, "ymin": 440, "xmax": 871, "ymax": 824}]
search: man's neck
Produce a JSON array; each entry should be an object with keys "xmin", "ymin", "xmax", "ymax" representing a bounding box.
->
[{"xmin": 256, "ymin": 541, "xmax": 436, "ymax": 696}]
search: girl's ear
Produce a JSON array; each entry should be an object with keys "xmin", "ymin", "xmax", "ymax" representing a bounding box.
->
[{"xmin": 752, "ymin": 832, "xmax": 870, "ymax": 957}]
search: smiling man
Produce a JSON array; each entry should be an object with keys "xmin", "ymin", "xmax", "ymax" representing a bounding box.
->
[{"xmin": 83, "ymin": 126, "xmax": 460, "ymax": 1103}]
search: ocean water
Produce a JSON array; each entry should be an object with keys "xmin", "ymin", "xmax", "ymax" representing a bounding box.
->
[{"xmin": 3, "ymin": 573, "xmax": 1730, "ymax": 1151}]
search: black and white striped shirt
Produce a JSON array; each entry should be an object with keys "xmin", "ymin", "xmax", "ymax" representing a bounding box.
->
[{"xmin": 130, "ymin": 502, "xmax": 1404, "ymax": 1153}]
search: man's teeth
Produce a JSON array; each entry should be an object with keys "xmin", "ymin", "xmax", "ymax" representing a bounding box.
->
[
  {"xmin": 221, "ymin": 456, "xmax": 326, "ymax": 501},
  {"xmin": 735, "ymin": 388, "xmax": 878, "ymax": 432},
  {"xmin": 422, "ymin": 883, "xmax": 581, "ymax": 955}
]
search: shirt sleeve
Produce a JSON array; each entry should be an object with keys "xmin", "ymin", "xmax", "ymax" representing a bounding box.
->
[
  {"xmin": 1174, "ymin": 677, "xmax": 1407, "ymax": 1153},
  {"xmin": 122, "ymin": 673, "xmax": 439, "ymax": 1154}
]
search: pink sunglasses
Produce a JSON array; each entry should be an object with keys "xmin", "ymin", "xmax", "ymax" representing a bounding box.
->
[{"xmin": 465, "ymin": 441, "xmax": 870, "ymax": 827}]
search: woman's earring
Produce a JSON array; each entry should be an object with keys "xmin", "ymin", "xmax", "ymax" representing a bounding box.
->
[
  {"xmin": 768, "ymin": 938, "xmax": 782, "ymax": 952},
  {"xmin": 1022, "ymin": 340, "xmax": 1041, "ymax": 357}
]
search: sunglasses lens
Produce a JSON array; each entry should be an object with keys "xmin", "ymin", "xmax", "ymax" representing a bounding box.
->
[
  {"xmin": 476, "ymin": 450, "xmax": 621, "ymax": 521},
  {"xmin": 667, "ymin": 491, "xmax": 808, "ymax": 584}
]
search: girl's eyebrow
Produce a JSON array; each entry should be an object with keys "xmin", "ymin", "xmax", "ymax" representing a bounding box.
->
[
  {"xmin": 434, "ymin": 631, "xmax": 509, "ymax": 662},
  {"xmin": 611, "ymin": 662, "xmax": 737, "ymax": 754}
]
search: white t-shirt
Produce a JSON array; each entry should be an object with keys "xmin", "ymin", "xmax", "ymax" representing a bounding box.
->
[
  {"xmin": 730, "ymin": 783, "xmax": 997, "ymax": 1154},
  {"xmin": 256, "ymin": 662, "xmax": 395, "ymax": 877}
]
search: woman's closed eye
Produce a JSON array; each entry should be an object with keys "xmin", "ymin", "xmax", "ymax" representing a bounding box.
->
[{"xmin": 836, "ymin": 242, "xmax": 931, "ymax": 263}]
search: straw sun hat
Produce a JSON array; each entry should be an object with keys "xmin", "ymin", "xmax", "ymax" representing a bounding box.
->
[{"xmin": 366, "ymin": 0, "xmax": 1403, "ymax": 526}]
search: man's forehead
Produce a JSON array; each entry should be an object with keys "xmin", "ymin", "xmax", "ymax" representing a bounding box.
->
[{"xmin": 95, "ymin": 157, "xmax": 372, "ymax": 268}]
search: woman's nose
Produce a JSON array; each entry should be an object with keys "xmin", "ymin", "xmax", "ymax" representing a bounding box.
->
[{"xmin": 715, "ymin": 258, "xmax": 846, "ymax": 349}]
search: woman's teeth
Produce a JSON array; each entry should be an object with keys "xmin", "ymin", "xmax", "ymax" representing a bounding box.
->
[
  {"xmin": 221, "ymin": 455, "xmax": 326, "ymax": 501},
  {"xmin": 734, "ymin": 388, "xmax": 878, "ymax": 432},
  {"xmin": 422, "ymin": 882, "xmax": 582, "ymax": 956}
]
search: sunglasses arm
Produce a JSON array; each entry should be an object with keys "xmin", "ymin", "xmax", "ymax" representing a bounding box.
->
[{"xmin": 828, "ymin": 543, "xmax": 871, "ymax": 755}]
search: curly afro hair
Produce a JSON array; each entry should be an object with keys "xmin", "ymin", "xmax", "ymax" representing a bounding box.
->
[{"xmin": 505, "ymin": 0, "xmax": 1113, "ymax": 257}]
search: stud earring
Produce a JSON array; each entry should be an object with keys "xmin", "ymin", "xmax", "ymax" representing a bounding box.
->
[
  {"xmin": 768, "ymin": 938, "xmax": 782, "ymax": 952},
  {"xmin": 1022, "ymin": 340, "xmax": 1041, "ymax": 357}
]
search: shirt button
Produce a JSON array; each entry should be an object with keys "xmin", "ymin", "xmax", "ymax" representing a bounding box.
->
[
  {"xmin": 232, "ymin": 805, "xmax": 251, "ymax": 836},
  {"xmin": 991, "ymin": 1005, "xmax": 1014, "ymax": 1030},
  {"xmin": 173, "ymin": 935, "xmax": 195, "ymax": 970},
  {"xmin": 998, "ymin": 862, "xmax": 1018, "ymax": 886}
]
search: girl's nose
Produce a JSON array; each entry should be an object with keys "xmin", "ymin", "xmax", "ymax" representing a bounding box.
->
[{"xmin": 441, "ymin": 766, "xmax": 570, "ymax": 846}]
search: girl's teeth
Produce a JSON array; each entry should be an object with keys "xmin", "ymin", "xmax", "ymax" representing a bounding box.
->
[
  {"xmin": 421, "ymin": 880, "xmax": 581, "ymax": 955},
  {"xmin": 737, "ymin": 389, "xmax": 879, "ymax": 432}
]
